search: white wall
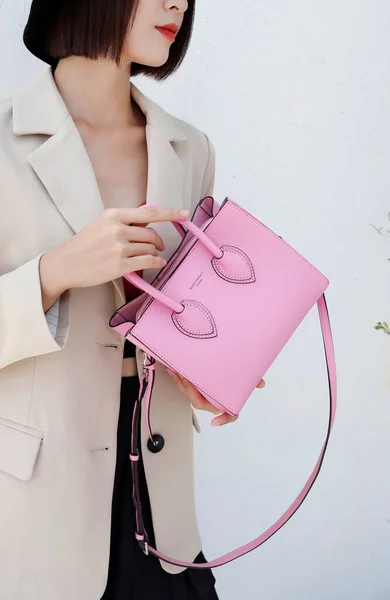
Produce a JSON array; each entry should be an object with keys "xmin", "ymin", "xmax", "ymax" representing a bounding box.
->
[{"xmin": 1, "ymin": 1, "xmax": 390, "ymax": 599}]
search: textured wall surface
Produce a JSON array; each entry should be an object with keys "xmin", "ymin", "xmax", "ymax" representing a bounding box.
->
[{"xmin": 1, "ymin": 2, "xmax": 390, "ymax": 599}]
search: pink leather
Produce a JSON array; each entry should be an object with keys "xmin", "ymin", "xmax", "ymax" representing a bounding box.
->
[
  {"xmin": 122, "ymin": 208, "xmax": 223, "ymax": 314},
  {"xmin": 110, "ymin": 197, "xmax": 331, "ymax": 416},
  {"xmin": 128, "ymin": 293, "xmax": 336, "ymax": 569},
  {"xmin": 109, "ymin": 195, "xmax": 337, "ymax": 569},
  {"xmin": 141, "ymin": 355, "xmax": 155, "ymax": 441}
]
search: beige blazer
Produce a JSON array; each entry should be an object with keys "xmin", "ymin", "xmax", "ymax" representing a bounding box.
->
[{"xmin": 0, "ymin": 65, "xmax": 216, "ymax": 600}]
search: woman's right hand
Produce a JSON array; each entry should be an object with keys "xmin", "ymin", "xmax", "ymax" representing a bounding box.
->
[{"xmin": 40, "ymin": 205, "xmax": 190, "ymax": 297}]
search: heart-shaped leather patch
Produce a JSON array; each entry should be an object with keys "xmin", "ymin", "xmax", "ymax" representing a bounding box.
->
[
  {"xmin": 172, "ymin": 300, "xmax": 217, "ymax": 338},
  {"xmin": 211, "ymin": 245, "xmax": 255, "ymax": 284}
]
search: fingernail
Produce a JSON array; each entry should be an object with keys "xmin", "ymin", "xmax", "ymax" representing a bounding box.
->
[{"xmin": 180, "ymin": 209, "xmax": 190, "ymax": 217}]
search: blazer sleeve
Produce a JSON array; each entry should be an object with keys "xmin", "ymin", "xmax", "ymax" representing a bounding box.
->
[
  {"xmin": 0, "ymin": 252, "xmax": 71, "ymax": 370},
  {"xmin": 201, "ymin": 133, "xmax": 216, "ymax": 198}
]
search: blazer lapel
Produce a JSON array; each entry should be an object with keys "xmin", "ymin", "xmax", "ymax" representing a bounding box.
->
[{"xmin": 12, "ymin": 66, "xmax": 188, "ymax": 308}]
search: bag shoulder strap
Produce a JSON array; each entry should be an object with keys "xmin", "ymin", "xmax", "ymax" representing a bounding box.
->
[{"xmin": 130, "ymin": 293, "xmax": 336, "ymax": 569}]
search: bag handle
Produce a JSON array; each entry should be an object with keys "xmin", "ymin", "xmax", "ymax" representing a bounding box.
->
[
  {"xmin": 123, "ymin": 204, "xmax": 223, "ymax": 314},
  {"xmin": 129, "ymin": 294, "xmax": 337, "ymax": 569}
]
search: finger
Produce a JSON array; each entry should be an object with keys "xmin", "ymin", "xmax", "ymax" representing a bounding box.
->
[
  {"xmin": 211, "ymin": 413, "xmax": 239, "ymax": 426},
  {"xmin": 125, "ymin": 225, "xmax": 165, "ymax": 252},
  {"xmin": 256, "ymin": 379, "xmax": 266, "ymax": 389},
  {"xmin": 166, "ymin": 368, "xmax": 187, "ymax": 394},
  {"xmin": 122, "ymin": 254, "xmax": 167, "ymax": 272},
  {"xmin": 167, "ymin": 369, "xmax": 220, "ymax": 415},
  {"xmin": 119, "ymin": 206, "xmax": 190, "ymax": 226},
  {"xmin": 125, "ymin": 242, "xmax": 162, "ymax": 258},
  {"xmin": 191, "ymin": 395, "xmax": 221, "ymax": 415},
  {"xmin": 175, "ymin": 373, "xmax": 221, "ymax": 414}
]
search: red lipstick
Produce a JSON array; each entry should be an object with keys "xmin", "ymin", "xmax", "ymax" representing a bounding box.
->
[{"xmin": 155, "ymin": 23, "xmax": 179, "ymax": 42}]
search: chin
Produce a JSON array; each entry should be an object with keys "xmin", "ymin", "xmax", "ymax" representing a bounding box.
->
[
  {"xmin": 137, "ymin": 56, "xmax": 169, "ymax": 68},
  {"xmin": 129, "ymin": 47, "xmax": 170, "ymax": 68}
]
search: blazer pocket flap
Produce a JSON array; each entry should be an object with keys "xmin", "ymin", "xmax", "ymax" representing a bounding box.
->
[{"xmin": 0, "ymin": 418, "xmax": 44, "ymax": 482}]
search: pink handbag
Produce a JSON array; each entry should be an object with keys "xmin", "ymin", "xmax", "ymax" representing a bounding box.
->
[{"xmin": 109, "ymin": 196, "xmax": 337, "ymax": 569}]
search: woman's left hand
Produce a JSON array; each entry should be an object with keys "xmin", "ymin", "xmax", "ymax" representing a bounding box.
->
[{"xmin": 165, "ymin": 367, "xmax": 266, "ymax": 426}]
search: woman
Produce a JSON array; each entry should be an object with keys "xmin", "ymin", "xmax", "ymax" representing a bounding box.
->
[{"xmin": 0, "ymin": 0, "xmax": 265, "ymax": 598}]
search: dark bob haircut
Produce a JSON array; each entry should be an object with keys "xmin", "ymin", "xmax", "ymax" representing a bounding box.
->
[{"xmin": 23, "ymin": 0, "xmax": 196, "ymax": 80}]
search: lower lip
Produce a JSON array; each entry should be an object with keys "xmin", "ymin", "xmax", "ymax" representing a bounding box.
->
[{"xmin": 156, "ymin": 27, "xmax": 176, "ymax": 42}]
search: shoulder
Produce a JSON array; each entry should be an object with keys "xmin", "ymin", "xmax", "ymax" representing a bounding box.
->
[
  {"xmin": 172, "ymin": 112, "xmax": 215, "ymax": 156},
  {"xmin": 174, "ymin": 113, "xmax": 216, "ymax": 203},
  {"xmin": 174, "ymin": 113, "xmax": 216, "ymax": 180},
  {"xmin": 170, "ymin": 112, "xmax": 216, "ymax": 200},
  {"xmin": 157, "ymin": 100, "xmax": 216, "ymax": 197},
  {"xmin": 135, "ymin": 84, "xmax": 217, "ymax": 199},
  {"xmin": 132, "ymin": 83, "xmax": 216, "ymax": 175}
]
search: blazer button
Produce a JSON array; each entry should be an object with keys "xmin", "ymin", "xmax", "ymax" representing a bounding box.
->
[{"xmin": 147, "ymin": 434, "xmax": 165, "ymax": 454}]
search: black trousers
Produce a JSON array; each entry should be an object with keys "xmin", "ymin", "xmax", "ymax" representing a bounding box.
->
[{"xmin": 100, "ymin": 340, "xmax": 219, "ymax": 600}]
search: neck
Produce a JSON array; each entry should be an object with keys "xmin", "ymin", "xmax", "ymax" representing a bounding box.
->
[{"xmin": 53, "ymin": 56, "xmax": 141, "ymax": 130}]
